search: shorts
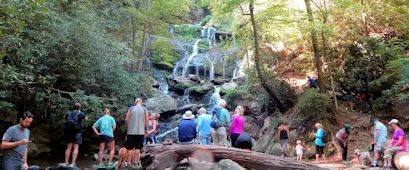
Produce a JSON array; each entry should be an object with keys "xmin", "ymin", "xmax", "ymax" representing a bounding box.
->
[
  {"xmin": 383, "ymin": 146, "xmax": 403, "ymax": 158},
  {"xmin": 345, "ymin": 94, "xmax": 353, "ymax": 101},
  {"xmin": 316, "ymin": 145, "xmax": 324, "ymax": 155},
  {"xmin": 374, "ymin": 142, "xmax": 385, "ymax": 152},
  {"xmin": 125, "ymin": 135, "xmax": 144, "ymax": 150},
  {"xmin": 2, "ymin": 157, "xmax": 23, "ymax": 170},
  {"xmin": 280, "ymin": 139, "xmax": 288, "ymax": 150},
  {"xmin": 98, "ymin": 135, "xmax": 114, "ymax": 143},
  {"xmin": 66, "ymin": 132, "xmax": 82, "ymax": 144}
]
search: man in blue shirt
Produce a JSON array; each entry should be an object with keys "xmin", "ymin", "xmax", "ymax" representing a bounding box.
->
[
  {"xmin": 213, "ymin": 99, "xmax": 231, "ymax": 146},
  {"xmin": 92, "ymin": 108, "xmax": 116, "ymax": 168},
  {"xmin": 178, "ymin": 111, "xmax": 197, "ymax": 144},
  {"xmin": 370, "ymin": 118, "xmax": 387, "ymax": 167},
  {"xmin": 308, "ymin": 76, "xmax": 317, "ymax": 88},
  {"xmin": 197, "ymin": 108, "xmax": 212, "ymax": 145}
]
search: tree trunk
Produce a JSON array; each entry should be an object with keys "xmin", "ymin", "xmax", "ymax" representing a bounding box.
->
[
  {"xmin": 249, "ymin": 1, "xmax": 285, "ymax": 112},
  {"xmin": 131, "ymin": 17, "xmax": 136, "ymax": 58},
  {"xmin": 140, "ymin": 144, "xmax": 329, "ymax": 170},
  {"xmin": 304, "ymin": 0, "xmax": 325, "ymax": 93},
  {"xmin": 138, "ymin": 24, "xmax": 148, "ymax": 73}
]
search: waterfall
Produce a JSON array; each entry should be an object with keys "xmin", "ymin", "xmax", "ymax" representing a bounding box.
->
[
  {"xmin": 182, "ymin": 88, "xmax": 190, "ymax": 105},
  {"xmin": 155, "ymin": 127, "xmax": 178, "ymax": 139},
  {"xmin": 232, "ymin": 61, "xmax": 240, "ymax": 80},
  {"xmin": 195, "ymin": 65, "xmax": 199, "ymax": 76},
  {"xmin": 204, "ymin": 65, "xmax": 207, "ymax": 78},
  {"xmin": 172, "ymin": 61, "xmax": 179, "ymax": 75},
  {"xmin": 206, "ymin": 54, "xmax": 215, "ymax": 80},
  {"xmin": 222, "ymin": 57, "xmax": 226, "ymax": 79},
  {"xmin": 182, "ymin": 39, "xmax": 201, "ymax": 77},
  {"xmin": 207, "ymin": 27, "xmax": 216, "ymax": 47},
  {"xmin": 159, "ymin": 83, "xmax": 169, "ymax": 94},
  {"xmin": 200, "ymin": 28, "xmax": 205, "ymax": 38},
  {"xmin": 208, "ymin": 86, "xmax": 221, "ymax": 113}
]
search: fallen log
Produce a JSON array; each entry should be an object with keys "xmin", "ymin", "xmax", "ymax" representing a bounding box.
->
[
  {"xmin": 393, "ymin": 152, "xmax": 409, "ymax": 170},
  {"xmin": 140, "ymin": 144, "xmax": 329, "ymax": 170}
]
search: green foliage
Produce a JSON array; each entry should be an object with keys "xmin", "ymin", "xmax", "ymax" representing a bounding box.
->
[
  {"xmin": 222, "ymin": 85, "xmax": 248, "ymax": 102},
  {"xmin": 175, "ymin": 24, "xmax": 201, "ymax": 38},
  {"xmin": 149, "ymin": 38, "xmax": 178, "ymax": 68},
  {"xmin": 293, "ymin": 89, "xmax": 331, "ymax": 120},
  {"xmin": 201, "ymin": 15, "xmax": 213, "ymax": 26}
]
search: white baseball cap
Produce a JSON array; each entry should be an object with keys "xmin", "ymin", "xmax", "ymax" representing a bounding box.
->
[{"xmin": 388, "ymin": 119, "xmax": 399, "ymax": 124}]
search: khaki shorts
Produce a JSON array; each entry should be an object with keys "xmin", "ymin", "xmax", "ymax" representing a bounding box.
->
[
  {"xmin": 374, "ymin": 142, "xmax": 385, "ymax": 152},
  {"xmin": 383, "ymin": 146, "xmax": 403, "ymax": 158}
]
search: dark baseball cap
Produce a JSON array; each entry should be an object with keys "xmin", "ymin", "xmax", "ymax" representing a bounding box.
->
[{"xmin": 370, "ymin": 118, "xmax": 378, "ymax": 125}]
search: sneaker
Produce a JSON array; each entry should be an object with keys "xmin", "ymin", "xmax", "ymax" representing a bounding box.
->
[
  {"xmin": 107, "ymin": 163, "xmax": 116, "ymax": 168},
  {"xmin": 58, "ymin": 163, "xmax": 69, "ymax": 167},
  {"xmin": 342, "ymin": 160, "xmax": 350, "ymax": 165},
  {"xmin": 98, "ymin": 164, "xmax": 106, "ymax": 168},
  {"xmin": 69, "ymin": 163, "xmax": 77, "ymax": 168}
]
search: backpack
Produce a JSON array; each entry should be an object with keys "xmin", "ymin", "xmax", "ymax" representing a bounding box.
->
[
  {"xmin": 64, "ymin": 111, "xmax": 82, "ymax": 132},
  {"xmin": 210, "ymin": 107, "xmax": 223, "ymax": 129},
  {"xmin": 321, "ymin": 133, "xmax": 328, "ymax": 143}
]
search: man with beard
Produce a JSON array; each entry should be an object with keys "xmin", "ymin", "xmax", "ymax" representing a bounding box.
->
[{"xmin": 1, "ymin": 111, "xmax": 34, "ymax": 170}]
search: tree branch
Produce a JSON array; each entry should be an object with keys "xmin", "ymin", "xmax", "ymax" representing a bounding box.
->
[
  {"xmin": 47, "ymin": 87, "xmax": 117, "ymax": 101},
  {"xmin": 239, "ymin": 4, "xmax": 251, "ymax": 15}
]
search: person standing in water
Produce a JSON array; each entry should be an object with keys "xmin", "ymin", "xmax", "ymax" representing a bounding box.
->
[
  {"xmin": 92, "ymin": 108, "xmax": 116, "ymax": 168},
  {"xmin": 1, "ymin": 111, "xmax": 34, "ymax": 170}
]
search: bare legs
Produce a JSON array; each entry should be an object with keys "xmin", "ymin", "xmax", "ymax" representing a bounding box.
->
[{"xmin": 65, "ymin": 142, "xmax": 79, "ymax": 165}]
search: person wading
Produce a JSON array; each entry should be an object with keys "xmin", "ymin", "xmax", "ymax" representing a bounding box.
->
[
  {"xmin": 64, "ymin": 103, "xmax": 88, "ymax": 168},
  {"xmin": 277, "ymin": 121, "xmax": 290, "ymax": 157},
  {"xmin": 125, "ymin": 98, "xmax": 149, "ymax": 168},
  {"xmin": 92, "ymin": 108, "xmax": 116, "ymax": 168},
  {"xmin": 1, "ymin": 111, "xmax": 34, "ymax": 170},
  {"xmin": 335, "ymin": 124, "xmax": 352, "ymax": 165}
]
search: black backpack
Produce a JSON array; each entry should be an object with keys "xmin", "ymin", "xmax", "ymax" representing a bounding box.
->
[
  {"xmin": 321, "ymin": 133, "xmax": 328, "ymax": 143},
  {"xmin": 65, "ymin": 111, "xmax": 82, "ymax": 132}
]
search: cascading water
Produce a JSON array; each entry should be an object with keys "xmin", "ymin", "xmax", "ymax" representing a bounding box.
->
[
  {"xmin": 159, "ymin": 83, "xmax": 169, "ymax": 94},
  {"xmin": 207, "ymin": 26, "xmax": 216, "ymax": 47},
  {"xmin": 208, "ymin": 86, "xmax": 221, "ymax": 113},
  {"xmin": 182, "ymin": 88, "xmax": 191, "ymax": 105},
  {"xmin": 222, "ymin": 57, "xmax": 226, "ymax": 79},
  {"xmin": 206, "ymin": 54, "xmax": 215, "ymax": 80},
  {"xmin": 195, "ymin": 65, "xmax": 199, "ymax": 76},
  {"xmin": 200, "ymin": 28, "xmax": 206, "ymax": 38},
  {"xmin": 182, "ymin": 39, "xmax": 201, "ymax": 77},
  {"xmin": 172, "ymin": 61, "xmax": 179, "ymax": 75}
]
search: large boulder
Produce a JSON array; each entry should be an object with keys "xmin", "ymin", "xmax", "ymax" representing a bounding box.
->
[
  {"xmin": 188, "ymin": 74, "xmax": 202, "ymax": 82},
  {"xmin": 243, "ymin": 116, "xmax": 261, "ymax": 140},
  {"xmin": 221, "ymin": 81, "xmax": 238, "ymax": 91},
  {"xmin": 167, "ymin": 75, "xmax": 198, "ymax": 93},
  {"xmin": 215, "ymin": 159, "xmax": 245, "ymax": 170},
  {"xmin": 145, "ymin": 94, "xmax": 178, "ymax": 118},
  {"xmin": 394, "ymin": 151, "xmax": 409, "ymax": 170}
]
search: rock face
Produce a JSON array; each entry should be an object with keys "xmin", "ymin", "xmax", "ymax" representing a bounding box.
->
[
  {"xmin": 145, "ymin": 94, "xmax": 178, "ymax": 118},
  {"xmin": 394, "ymin": 151, "xmax": 409, "ymax": 170},
  {"xmin": 215, "ymin": 159, "xmax": 245, "ymax": 170}
]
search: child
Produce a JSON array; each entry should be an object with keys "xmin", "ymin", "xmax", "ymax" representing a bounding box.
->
[{"xmin": 296, "ymin": 140, "xmax": 306, "ymax": 161}]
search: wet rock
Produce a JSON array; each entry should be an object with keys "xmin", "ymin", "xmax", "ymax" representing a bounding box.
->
[
  {"xmin": 215, "ymin": 159, "xmax": 245, "ymax": 170},
  {"xmin": 211, "ymin": 79, "xmax": 229, "ymax": 85},
  {"xmin": 221, "ymin": 81, "xmax": 238, "ymax": 91},
  {"xmin": 168, "ymin": 75, "xmax": 198, "ymax": 93},
  {"xmin": 177, "ymin": 104, "xmax": 199, "ymax": 114},
  {"xmin": 188, "ymin": 74, "xmax": 201, "ymax": 82},
  {"xmin": 233, "ymin": 76, "xmax": 246, "ymax": 86},
  {"xmin": 28, "ymin": 165, "xmax": 40, "ymax": 170},
  {"xmin": 145, "ymin": 94, "xmax": 178, "ymax": 118}
]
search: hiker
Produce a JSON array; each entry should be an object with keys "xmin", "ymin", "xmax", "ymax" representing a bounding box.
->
[
  {"xmin": 1, "ymin": 111, "xmax": 34, "ymax": 170},
  {"xmin": 370, "ymin": 118, "xmax": 387, "ymax": 167},
  {"xmin": 358, "ymin": 89, "xmax": 372, "ymax": 115},
  {"xmin": 64, "ymin": 103, "xmax": 88, "ymax": 168},
  {"xmin": 296, "ymin": 140, "xmax": 306, "ymax": 162},
  {"xmin": 212, "ymin": 99, "xmax": 231, "ymax": 146},
  {"xmin": 178, "ymin": 111, "xmax": 197, "ymax": 144},
  {"xmin": 92, "ymin": 108, "xmax": 116, "ymax": 168},
  {"xmin": 341, "ymin": 87, "xmax": 354, "ymax": 111},
  {"xmin": 277, "ymin": 121, "xmax": 290, "ymax": 157},
  {"xmin": 383, "ymin": 119, "xmax": 406, "ymax": 169},
  {"xmin": 307, "ymin": 76, "xmax": 317, "ymax": 88},
  {"xmin": 197, "ymin": 108, "xmax": 212, "ymax": 145},
  {"xmin": 145, "ymin": 113, "xmax": 160, "ymax": 145},
  {"xmin": 235, "ymin": 132, "xmax": 252, "ymax": 151},
  {"xmin": 314, "ymin": 123, "xmax": 327, "ymax": 164},
  {"xmin": 335, "ymin": 124, "xmax": 353, "ymax": 165},
  {"xmin": 229, "ymin": 106, "xmax": 245, "ymax": 148},
  {"xmin": 125, "ymin": 98, "xmax": 149, "ymax": 167},
  {"xmin": 354, "ymin": 149, "xmax": 372, "ymax": 166}
]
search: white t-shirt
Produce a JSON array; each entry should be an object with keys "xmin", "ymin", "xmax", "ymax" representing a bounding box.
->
[{"xmin": 296, "ymin": 145, "xmax": 304, "ymax": 155}]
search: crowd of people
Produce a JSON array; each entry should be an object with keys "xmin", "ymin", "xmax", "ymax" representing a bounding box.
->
[{"xmin": 1, "ymin": 95, "xmax": 406, "ymax": 170}]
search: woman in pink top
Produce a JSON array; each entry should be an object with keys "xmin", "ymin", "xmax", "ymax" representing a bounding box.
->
[
  {"xmin": 229, "ymin": 105, "xmax": 245, "ymax": 148},
  {"xmin": 383, "ymin": 119, "xmax": 406, "ymax": 169}
]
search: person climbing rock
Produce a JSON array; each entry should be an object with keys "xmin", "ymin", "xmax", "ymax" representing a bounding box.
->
[
  {"xmin": 359, "ymin": 89, "xmax": 372, "ymax": 115},
  {"xmin": 370, "ymin": 118, "xmax": 387, "ymax": 167},
  {"xmin": 64, "ymin": 103, "xmax": 88, "ymax": 168},
  {"xmin": 235, "ymin": 132, "xmax": 252, "ymax": 151},
  {"xmin": 197, "ymin": 108, "xmax": 212, "ymax": 145},
  {"xmin": 277, "ymin": 121, "xmax": 290, "ymax": 157},
  {"xmin": 212, "ymin": 99, "xmax": 231, "ymax": 146},
  {"xmin": 92, "ymin": 108, "xmax": 116, "ymax": 168},
  {"xmin": 178, "ymin": 111, "xmax": 197, "ymax": 144},
  {"xmin": 1, "ymin": 111, "xmax": 34, "ymax": 170},
  {"xmin": 383, "ymin": 119, "xmax": 406, "ymax": 169},
  {"xmin": 125, "ymin": 98, "xmax": 149, "ymax": 168},
  {"xmin": 229, "ymin": 106, "xmax": 245, "ymax": 148},
  {"xmin": 314, "ymin": 123, "xmax": 327, "ymax": 164},
  {"xmin": 307, "ymin": 76, "xmax": 317, "ymax": 88},
  {"xmin": 335, "ymin": 124, "xmax": 352, "ymax": 165}
]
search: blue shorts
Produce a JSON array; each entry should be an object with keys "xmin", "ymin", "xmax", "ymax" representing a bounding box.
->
[
  {"xmin": 67, "ymin": 132, "xmax": 82, "ymax": 144},
  {"xmin": 2, "ymin": 157, "xmax": 23, "ymax": 170}
]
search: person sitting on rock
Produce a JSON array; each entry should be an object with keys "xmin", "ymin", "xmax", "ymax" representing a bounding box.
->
[
  {"xmin": 178, "ymin": 111, "xmax": 197, "ymax": 144},
  {"xmin": 92, "ymin": 108, "xmax": 116, "ymax": 168},
  {"xmin": 235, "ymin": 132, "xmax": 252, "ymax": 151},
  {"xmin": 383, "ymin": 119, "xmax": 406, "ymax": 169},
  {"xmin": 335, "ymin": 124, "xmax": 352, "ymax": 165},
  {"xmin": 354, "ymin": 149, "xmax": 372, "ymax": 166}
]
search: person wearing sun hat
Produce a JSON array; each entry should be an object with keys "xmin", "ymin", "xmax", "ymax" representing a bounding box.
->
[
  {"xmin": 383, "ymin": 119, "xmax": 406, "ymax": 169},
  {"xmin": 336, "ymin": 124, "xmax": 353, "ymax": 164},
  {"xmin": 178, "ymin": 111, "xmax": 197, "ymax": 144}
]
